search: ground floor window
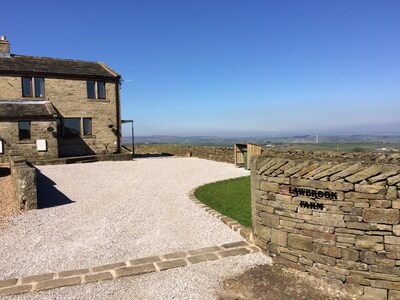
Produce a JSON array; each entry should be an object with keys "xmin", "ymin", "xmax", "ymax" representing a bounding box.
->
[
  {"xmin": 56, "ymin": 117, "xmax": 92, "ymax": 137},
  {"xmin": 83, "ymin": 118, "xmax": 92, "ymax": 135},
  {"xmin": 64, "ymin": 118, "xmax": 81, "ymax": 137},
  {"xmin": 18, "ymin": 121, "xmax": 31, "ymax": 140}
]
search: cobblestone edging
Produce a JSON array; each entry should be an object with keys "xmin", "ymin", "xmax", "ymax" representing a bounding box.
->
[
  {"xmin": 0, "ymin": 241, "xmax": 259, "ymax": 296},
  {"xmin": 188, "ymin": 177, "xmax": 254, "ymax": 244}
]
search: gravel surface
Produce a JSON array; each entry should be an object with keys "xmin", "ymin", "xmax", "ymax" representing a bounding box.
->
[
  {"xmin": 0, "ymin": 157, "xmax": 249, "ymax": 279},
  {"xmin": 7, "ymin": 253, "xmax": 272, "ymax": 300},
  {"xmin": 0, "ymin": 165, "xmax": 19, "ymax": 229}
]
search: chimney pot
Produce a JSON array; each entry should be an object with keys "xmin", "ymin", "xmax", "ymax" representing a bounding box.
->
[{"xmin": 0, "ymin": 36, "xmax": 6, "ymax": 41}]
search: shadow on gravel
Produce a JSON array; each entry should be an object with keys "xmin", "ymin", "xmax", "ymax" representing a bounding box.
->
[
  {"xmin": 36, "ymin": 169, "xmax": 75, "ymax": 209},
  {"xmin": 0, "ymin": 167, "xmax": 10, "ymax": 177}
]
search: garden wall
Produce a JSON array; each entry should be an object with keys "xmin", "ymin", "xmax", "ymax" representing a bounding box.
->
[
  {"xmin": 252, "ymin": 150, "xmax": 400, "ymax": 300},
  {"xmin": 134, "ymin": 144, "xmax": 234, "ymax": 163}
]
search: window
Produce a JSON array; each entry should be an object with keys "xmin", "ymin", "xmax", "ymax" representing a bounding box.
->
[
  {"xmin": 63, "ymin": 118, "xmax": 81, "ymax": 137},
  {"xmin": 87, "ymin": 80, "xmax": 106, "ymax": 99},
  {"xmin": 34, "ymin": 77, "xmax": 44, "ymax": 97},
  {"xmin": 57, "ymin": 117, "xmax": 93, "ymax": 137},
  {"xmin": 22, "ymin": 77, "xmax": 32, "ymax": 97},
  {"xmin": 56, "ymin": 118, "xmax": 62, "ymax": 137},
  {"xmin": 97, "ymin": 81, "xmax": 105, "ymax": 99},
  {"xmin": 22, "ymin": 77, "xmax": 45, "ymax": 97},
  {"xmin": 18, "ymin": 121, "xmax": 31, "ymax": 140},
  {"xmin": 87, "ymin": 80, "xmax": 95, "ymax": 99},
  {"xmin": 83, "ymin": 118, "xmax": 92, "ymax": 135}
]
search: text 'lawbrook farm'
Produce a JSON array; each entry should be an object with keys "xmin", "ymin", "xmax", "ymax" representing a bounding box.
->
[
  {"xmin": 289, "ymin": 187, "xmax": 339, "ymax": 211},
  {"xmin": 288, "ymin": 187, "xmax": 338, "ymax": 200}
]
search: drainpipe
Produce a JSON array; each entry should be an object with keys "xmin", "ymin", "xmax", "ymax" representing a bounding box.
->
[{"xmin": 115, "ymin": 76, "xmax": 121, "ymax": 154}]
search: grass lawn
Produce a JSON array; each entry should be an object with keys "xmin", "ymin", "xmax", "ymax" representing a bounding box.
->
[{"xmin": 194, "ymin": 176, "xmax": 252, "ymax": 227}]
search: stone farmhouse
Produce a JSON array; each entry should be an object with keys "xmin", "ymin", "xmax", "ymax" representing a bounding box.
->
[{"xmin": 0, "ymin": 36, "xmax": 121, "ymax": 162}]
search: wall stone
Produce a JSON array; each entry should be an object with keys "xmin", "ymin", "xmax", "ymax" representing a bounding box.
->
[
  {"xmin": 252, "ymin": 150, "xmax": 400, "ymax": 299},
  {"xmin": 10, "ymin": 156, "xmax": 37, "ymax": 210}
]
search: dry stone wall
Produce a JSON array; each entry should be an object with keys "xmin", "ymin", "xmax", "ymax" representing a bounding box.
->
[
  {"xmin": 252, "ymin": 150, "xmax": 400, "ymax": 300},
  {"xmin": 135, "ymin": 144, "xmax": 234, "ymax": 163}
]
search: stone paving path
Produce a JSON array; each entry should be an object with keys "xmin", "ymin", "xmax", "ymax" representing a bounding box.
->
[{"xmin": 0, "ymin": 241, "xmax": 260, "ymax": 296}]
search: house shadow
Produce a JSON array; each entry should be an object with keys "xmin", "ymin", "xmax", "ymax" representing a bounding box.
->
[
  {"xmin": 0, "ymin": 167, "xmax": 10, "ymax": 177},
  {"xmin": 36, "ymin": 168, "xmax": 75, "ymax": 209}
]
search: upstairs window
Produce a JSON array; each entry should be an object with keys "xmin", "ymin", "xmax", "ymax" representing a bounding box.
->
[
  {"xmin": 34, "ymin": 77, "xmax": 45, "ymax": 97},
  {"xmin": 97, "ymin": 81, "xmax": 105, "ymax": 99},
  {"xmin": 22, "ymin": 77, "xmax": 32, "ymax": 97},
  {"xmin": 18, "ymin": 121, "xmax": 31, "ymax": 140},
  {"xmin": 22, "ymin": 77, "xmax": 45, "ymax": 97},
  {"xmin": 87, "ymin": 80, "xmax": 106, "ymax": 99},
  {"xmin": 87, "ymin": 80, "xmax": 95, "ymax": 99}
]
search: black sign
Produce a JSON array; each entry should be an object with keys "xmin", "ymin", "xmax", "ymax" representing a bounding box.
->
[
  {"xmin": 299, "ymin": 200, "xmax": 324, "ymax": 210},
  {"xmin": 289, "ymin": 187, "xmax": 338, "ymax": 200}
]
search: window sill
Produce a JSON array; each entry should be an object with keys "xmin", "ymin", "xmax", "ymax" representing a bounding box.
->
[
  {"xmin": 17, "ymin": 140, "xmax": 35, "ymax": 144},
  {"xmin": 82, "ymin": 135, "xmax": 96, "ymax": 139},
  {"xmin": 21, "ymin": 97, "xmax": 46, "ymax": 100},
  {"xmin": 87, "ymin": 99, "xmax": 110, "ymax": 103},
  {"xmin": 58, "ymin": 135, "xmax": 96, "ymax": 139}
]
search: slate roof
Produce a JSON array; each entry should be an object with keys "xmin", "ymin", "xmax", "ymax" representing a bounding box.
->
[
  {"xmin": 0, "ymin": 55, "xmax": 119, "ymax": 79},
  {"xmin": 0, "ymin": 100, "xmax": 58, "ymax": 121}
]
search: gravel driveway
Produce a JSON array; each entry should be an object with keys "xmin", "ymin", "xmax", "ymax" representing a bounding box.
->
[{"xmin": 0, "ymin": 157, "xmax": 252, "ymax": 279}]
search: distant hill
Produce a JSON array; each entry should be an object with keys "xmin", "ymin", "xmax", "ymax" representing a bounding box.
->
[{"xmin": 122, "ymin": 134, "xmax": 400, "ymax": 147}]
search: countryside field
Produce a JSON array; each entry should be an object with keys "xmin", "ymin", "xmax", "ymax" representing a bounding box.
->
[{"xmin": 286, "ymin": 142, "xmax": 400, "ymax": 152}]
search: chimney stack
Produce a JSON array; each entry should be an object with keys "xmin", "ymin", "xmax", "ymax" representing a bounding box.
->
[{"xmin": 0, "ymin": 36, "xmax": 11, "ymax": 58}]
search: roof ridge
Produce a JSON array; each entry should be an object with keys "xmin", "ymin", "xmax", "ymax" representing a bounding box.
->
[{"xmin": 11, "ymin": 54, "xmax": 99, "ymax": 64}]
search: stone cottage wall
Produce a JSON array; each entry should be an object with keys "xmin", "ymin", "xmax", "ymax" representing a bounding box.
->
[
  {"xmin": 0, "ymin": 120, "xmax": 58, "ymax": 163},
  {"xmin": 252, "ymin": 151, "xmax": 400, "ymax": 300}
]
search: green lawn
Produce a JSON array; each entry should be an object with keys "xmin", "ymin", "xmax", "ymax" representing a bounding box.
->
[{"xmin": 194, "ymin": 176, "xmax": 252, "ymax": 227}]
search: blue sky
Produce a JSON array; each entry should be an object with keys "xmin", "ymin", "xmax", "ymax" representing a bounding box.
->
[{"xmin": 2, "ymin": 0, "xmax": 400, "ymax": 137}]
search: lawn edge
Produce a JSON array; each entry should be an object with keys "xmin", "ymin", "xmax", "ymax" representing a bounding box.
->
[{"xmin": 188, "ymin": 176, "xmax": 254, "ymax": 244}]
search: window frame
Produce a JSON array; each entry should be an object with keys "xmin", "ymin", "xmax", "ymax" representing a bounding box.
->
[
  {"xmin": 57, "ymin": 117, "xmax": 93, "ymax": 137},
  {"xmin": 87, "ymin": 80, "xmax": 106, "ymax": 100},
  {"xmin": 18, "ymin": 121, "xmax": 31, "ymax": 140},
  {"xmin": 22, "ymin": 76, "xmax": 45, "ymax": 98}
]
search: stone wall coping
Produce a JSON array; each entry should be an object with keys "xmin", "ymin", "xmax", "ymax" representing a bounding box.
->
[{"xmin": 259, "ymin": 149, "xmax": 400, "ymax": 165}]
